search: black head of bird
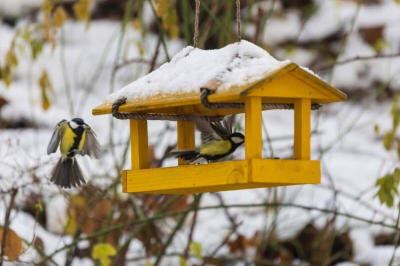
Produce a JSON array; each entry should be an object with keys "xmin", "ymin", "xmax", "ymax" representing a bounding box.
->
[
  {"xmin": 47, "ymin": 118, "xmax": 101, "ymax": 189},
  {"xmin": 69, "ymin": 118, "xmax": 85, "ymax": 128},
  {"xmin": 228, "ymin": 132, "xmax": 245, "ymax": 148},
  {"xmin": 171, "ymin": 115, "xmax": 245, "ymax": 164}
]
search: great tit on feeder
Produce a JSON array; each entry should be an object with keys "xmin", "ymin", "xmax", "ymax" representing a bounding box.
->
[
  {"xmin": 171, "ymin": 116, "xmax": 244, "ymax": 164},
  {"xmin": 47, "ymin": 118, "xmax": 101, "ymax": 189}
]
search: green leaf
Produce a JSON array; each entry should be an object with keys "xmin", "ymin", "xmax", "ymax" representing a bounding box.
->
[
  {"xmin": 38, "ymin": 69, "xmax": 53, "ymax": 111},
  {"xmin": 373, "ymin": 38, "xmax": 390, "ymax": 53},
  {"xmin": 375, "ymin": 169, "xmax": 400, "ymax": 207},
  {"xmin": 1, "ymin": 65, "xmax": 12, "ymax": 87},
  {"xmin": 374, "ymin": 124, "xmax": 380, "ymax": 135},
  {"xmin": 30, "ymin": 39, "xmax": 43, "ymax": 61},
  {"xmin": 189, "ymin": 241, "xmax": 202, "ymax": 258},
  {"xmin": 92, "ymin": 243, "xmax": 116, "ymax": 266},
  {"xmin": 35, "ymin": 203, "xmax": 43, "ymax": 213},
  {"xmin": 53, "ymin": 6, "xmax": 69, "ymax": 28},
  {"xmin": 383, "ymin": 131, "xmax": 395, "ymax": 150},
  {"xmin": 179, "ymin": 257, "xmax": 188, "ymax": 266},
  {"xmin": 6, "ymin": 50, "xmax": 18, "ymax": 67},
  {"xmin": 73, "ymin": 0, "xmax": 92, "ymax": 27}
]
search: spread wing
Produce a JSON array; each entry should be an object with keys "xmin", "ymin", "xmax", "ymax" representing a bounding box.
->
[
  {"xmin": 193, "ymin": 117, "xmax": 221, "ymax": 143},
  {"xmin": 81, "ymin": 124, "xmax": 101, "ymax": 159},
  {"xmin": 210, "ymin": 115, "xmax": 235, "ymax": 140},
  {"xmin": 193, "ymin": 115, "xmax": 236, "ymax": 143},
  {"xmin": 47, "ymin": 119, "xmax": 68, "ymax": 155}
]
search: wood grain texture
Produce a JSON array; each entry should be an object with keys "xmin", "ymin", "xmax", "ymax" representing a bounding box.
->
[
  {"xmin": 250, "ymin": 159, "xmax": 320, "ymax": 184},
  {"xmin": 294, "ymin": 98, "xmax": 311, "ymax": 160},
  {"xmin": 124, "ymin": 159, "xmax": 320, "ymax": 194},
  {"xmin": 245, "ymin": 97, "xmax": 262, "ymax": 160},
  {"xmin": 130, "ymin": 120, "xmax": 149, "ymax": 170},
  {"xmin": 177, "ymin": 106, "xmax": 196, "ymax": 165},
  {"xmin": 247, "ymin": 74, "xmax": 329, "ymax": 99}
]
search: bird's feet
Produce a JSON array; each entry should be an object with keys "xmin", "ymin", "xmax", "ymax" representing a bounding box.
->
[
  {"xmin": 67, "ymin": 149, "xmax": 80, "ymax": 157},
  {"xmin": 188, "ymin": 158, "xmax": 209, "ymax": 165}
]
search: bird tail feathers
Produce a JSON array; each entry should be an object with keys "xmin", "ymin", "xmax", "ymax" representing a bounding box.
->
[
  {"xmin": 51, "ymin": 157, "xmax": 86, "ymax": 189},
  {"xmin": 170, "ymin": 150, "xmax": 200, "ymax": 162}
]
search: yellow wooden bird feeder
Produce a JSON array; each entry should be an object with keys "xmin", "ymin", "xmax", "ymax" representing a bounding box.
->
[{"xmin": 92, "ymin": 41, "xmax": 346, "ymax": 194}]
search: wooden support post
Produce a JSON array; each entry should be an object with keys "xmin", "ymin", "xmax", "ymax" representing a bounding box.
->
[
  {"xmin": 177, "ymin": 106, "xmax": 195, "ymax": 165},
  {"xmin": 245, "ymin": 97, "xmax": 262, "ymax": 160},
  {"xmin": 130, "ymin": 120, "xmax": 149, "ymax": 170},
  {"xmin": 294, "ymin": 98, "xmax": 311, "ymax": 160}
]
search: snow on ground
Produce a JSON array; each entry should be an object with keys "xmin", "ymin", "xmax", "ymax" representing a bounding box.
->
[
  {"xmin": 0, "ymin": 0, "xmax": 42, "ymax": 18},
  {"xmin": 1, "ymin": 0, "xmax": 400, "ymax": 265}
]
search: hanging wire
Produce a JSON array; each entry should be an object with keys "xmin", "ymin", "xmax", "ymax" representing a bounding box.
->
[
  {"xmin": 236, "ymin": 0, "xmax": 241, "ymax": 42},
  {"xmin": 193, "ymin": 0, "xmax": 200, "ymax": 48}
]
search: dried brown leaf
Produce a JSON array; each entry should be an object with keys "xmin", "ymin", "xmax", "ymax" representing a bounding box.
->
[{"xmin": 0, "ymin": 227, "xmax": 24, "ymax": 259}]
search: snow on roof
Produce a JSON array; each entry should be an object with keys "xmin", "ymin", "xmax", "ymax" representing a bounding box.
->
[{"xmin": 107, "ymin": 40, "xmax": 292, "ymax": 104}]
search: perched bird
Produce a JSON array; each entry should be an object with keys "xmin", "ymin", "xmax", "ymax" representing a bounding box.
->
[
  {"xmin": 171, "ymin": 116, "xmax": 245, "ymax": 164},
  {"xmin": 47, "ymin": 118, "xmax": 101, "ymax": 189}
]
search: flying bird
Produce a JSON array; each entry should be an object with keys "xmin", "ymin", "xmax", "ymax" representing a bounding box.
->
[
  {"xmin": 171, "ymin": 116, "xmax": 244, "ymax": 164},
  {"xmin": 47, "ymin": 118, "xmax": 101, "ymax": 188}
]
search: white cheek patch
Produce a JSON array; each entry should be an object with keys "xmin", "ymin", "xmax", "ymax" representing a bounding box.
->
[
  {"xmin": 231, "ymin": 136, "xmax": 244, "ymax": 144},
  {"xmin": 69, "ymin": 121, "xmax": 79, "ymax": 129}
]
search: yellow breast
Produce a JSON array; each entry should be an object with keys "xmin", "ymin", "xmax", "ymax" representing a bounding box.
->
[
  {"xmin": 200, "ymin": 140, "xmax": 232, "ymax": 156},
  {"xmin": 61, "ymin": 127, "xmax": 76, "ymax": 156},
  {"xmin": 60, "ymin": 127, "xmax": 86, "ymax": 156}
]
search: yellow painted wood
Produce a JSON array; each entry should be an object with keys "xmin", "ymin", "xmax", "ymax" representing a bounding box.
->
[
  {"xmin": 130, "ymin": 120, "xmax": 149, "ymax": 170},
  {"xmin": 251, "ymin": 159, "xmax": 319, "ymax": 184},
  {"xmin": 247, "ymin": 74, "xmax": 329, "ymax": 99},
  {"xmin": 294, "ymin": 98, "xmax": 311, "ymax": 160},
  {"xmin": 91, "ymin": 59, "xmax": 348, "ymax": 194},
  {"xmin": 124, "ymin": 159, "xmax": 320, "ymax": 194},
  {"xmin": 92, "ymin": 63, "xmax": 346, "ymax": 116},
  {"xmin": 177, "ymin": 106, "xmax": 195, "ymax": 165},
  {"xmin": 291, "ymin": 66, "xmax": 347, "ymax": 102},
  {"xmin": 245, "ymin": 97, "xmax": 262, "ymax": 160}
]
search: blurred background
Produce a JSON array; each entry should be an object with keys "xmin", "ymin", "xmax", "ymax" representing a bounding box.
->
[{"xmin": 1, "ymin": 0, "xmax": 400, "ymax": 265}]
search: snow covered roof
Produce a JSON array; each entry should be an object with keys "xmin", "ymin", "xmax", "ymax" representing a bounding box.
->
[{"xmin": 93, "ymin": 41, "xmax": 346, "ymax": 116}]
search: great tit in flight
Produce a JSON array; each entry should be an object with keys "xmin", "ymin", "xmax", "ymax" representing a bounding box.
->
[
  {"xmin": 47, "ymin": 118, "xmax": 101, "ymax": 189},
  {"xmin": 171, "ymin": 116, "xmax": 244, "ymax": 164}
]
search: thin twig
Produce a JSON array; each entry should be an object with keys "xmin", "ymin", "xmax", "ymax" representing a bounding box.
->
[
  {"xmin": 114, "ymin": 58, "xmax": 152, "ymax": 72},
  {"xmin": 200, "ymin": 220, "xmax": 243, "ymax": 266},
  {"xmin": 38, "ymin": 201, "xmax": 400, "ymax": 264},
  {"xmin": 193, "ymin": 0, "xmax": 200, "ymax": 47},
  {"xmin": 316, "ymin": 53, "xmax": 400, "ymax": 72},
  {"xmin": 60, "ymin": 28, "xmax": 74, "ymax": 116},
  {"xmin": 149, "ymin": 37, "xmax": 162, "ymax": 73},
  {"xmin": 111, "ymin": 195, "xmax": 183, "ymax": 265},
  {"xmin": 184, "ymin": 194, "xmax": 203, "ymax": 259},
  {"xmin": 154, "ymin": 195, "xmax": 201, "ymax": 266},
  {"xmin": 389, "ymin": 210, "xmax": 400, "ymax": 266},
  {"xmin": 148, "ymin": 0, "xmax": 170, "ymax": 61},
  {"xmin": 235, "ymin": 0, "xmax": 241, "ymax": 42},
  {"xmin": 0, "ymin": 189, "xmax": 18, "ymax": 266}
]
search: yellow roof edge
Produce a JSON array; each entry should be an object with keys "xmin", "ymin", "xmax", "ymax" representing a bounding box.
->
[
  {"xmin": 93, "ymin": 101, "xmax": 111, "ymax": 115},
  {"xmin": 293, "ymin": 65, "xmax": 347, "ymax": 101},
  {"xmin": 92, "ymin": 62, "xmax": 347, "ymax": 116},
  {"xmin": 240, "ymin": 62, "xmax": 347, "ymax": 102},
  {"xmin": 240, "ymin": 63, "xmax": 298, "ymax": 96}
]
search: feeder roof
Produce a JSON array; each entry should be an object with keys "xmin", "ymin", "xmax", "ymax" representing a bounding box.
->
[{"xmin": 93, "ymin": 41, "xmax": 346, "ymax": 116}]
